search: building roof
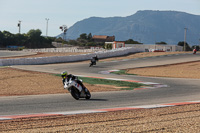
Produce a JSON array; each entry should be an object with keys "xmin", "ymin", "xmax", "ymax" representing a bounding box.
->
[{"xmin": 92, "ymin": 35, "xmax": 108, "ymax": 39}]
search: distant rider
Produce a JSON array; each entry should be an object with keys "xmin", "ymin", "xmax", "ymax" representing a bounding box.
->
[
  {"xmin": 90, "ymin": 55, "xmax": 99, "ymax": 65},
  {"xmin": 61, "ymin": 71, "xmax": 88, "ymax": 92},
  {"xmin": 193, "ymin": 48, "xmax": 197, "ymax": 54}
]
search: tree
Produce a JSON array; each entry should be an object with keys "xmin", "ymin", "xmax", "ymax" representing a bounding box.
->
[
  {"xmin": 177, "ymin": 41, "xmax": 192, "ymax": 51},
  {"xmin": 68, "ymin": 40, "xmax": 79, "ymax": 46},
  {"xmin": 66, "ymin": 33, "xmax": 105, "ymax": 47},
  {"xmin": 156, "ymin": 41, "xmax": 167, "ymax": 45},
  {"xmin": 192, "ymin": 45, "xmax": 199, "ymax": 51},
  {"xmin": 78, "ymin": 39, "xmax": 88, "ymax": 46},
  {"xmin": 0, "ymin": 30, "xmax": 54, "ymax": 49},
  {"xmin": 124, "ymin": 39, "xmax": 142, "ymax": 44},
  {"xmin": 27, "ymin": 29, "xmax": 42, "ymax": 40},
  {"xmin": 2, "ymin": 31, "xmax": 15, "ymax": 47},
  {"xmin": 0, "ymin": 31, "xmax": 5, "ymax": 47},
  {"xmin": 79, "ymin": 33, "xmax": 87, "ymax": 40},
  {"xmin": 87, "ymin": 33, "xmax": 93, "ymax": 42},
  {"xmin": 55, "ymin": 37, "xmax": 64, "ymax": 43},
  {"xmin": 86, "ymin": 42, "xmax": 94, "ymax": 47},
  {"xmin": 14, "ymin": 33, "xmax": 28, "ymax": 46},
  {"xmin": 26, "ymin": 29, "xmax": 55, "ymax": 48}
]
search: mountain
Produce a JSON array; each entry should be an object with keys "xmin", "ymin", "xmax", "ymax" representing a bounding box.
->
[{"xmin": 63, "ymin": 10, "xmax": 200, "ymax": 45}]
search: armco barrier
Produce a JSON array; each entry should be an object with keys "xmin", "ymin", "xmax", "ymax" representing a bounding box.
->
[{"xmin": 0, "ymin": 47, "xmax": 143, "ymax": 66}]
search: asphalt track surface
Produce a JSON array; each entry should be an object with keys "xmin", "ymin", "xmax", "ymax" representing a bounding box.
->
[
  {"xmin": 0, "ymin": 51, "xmax": 36, "ymax": 57},
  {"xmin": 1, "ymin": 53, "xmax": 200, "ymax": 116}
]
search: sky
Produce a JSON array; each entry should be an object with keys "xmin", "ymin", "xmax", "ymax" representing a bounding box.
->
[{"xmin": 0, "ymin": 0, "xmax": 200, "ymax": 37}]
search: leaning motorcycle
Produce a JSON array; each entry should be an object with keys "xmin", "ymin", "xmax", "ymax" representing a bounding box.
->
[
  {"xmin": 193, "ymin": 49, "xmax": 197, "ymax": 54},
  {"xmin": 89, "ymin": 56, "xmax": 98, "ymax": 67},
  {"xmin": 89, "ymin": 60, "xmax": 96, "ymax": 67},
  {"xmin": 64, "ymin": 79, "xmax": 91, "ymax": 100}
]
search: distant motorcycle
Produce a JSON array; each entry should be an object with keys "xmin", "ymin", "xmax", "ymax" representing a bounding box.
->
[
  {"xmin": 193, "ymin": 49, "xmax": 197, "ymax": 54},
  {"xmin": 89, "ymin": 55, "xmax": 99, "ymax": 67},
  {"xmin": 64, "ymin": 78, "xmax": 91, "ymax": 100}
]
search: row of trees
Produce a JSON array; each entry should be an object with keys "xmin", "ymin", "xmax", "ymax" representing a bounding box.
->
[
  {"xmin": 55, "ymin": 33, "xmax": 105, "ymax": 47},
  {"xmin": 124, "ymin": 39, "xmax": 142, "ymax": 44},
  {"xmin": 0, "ymin": 30, "xmax": 197, "ymax": 51},
  {"xmin": 56, "ymin": 33, "xmax": 143, "ymax": 48},
  {"xmin": 69, "ymin": 33, "xmax": 197, "ymax": 51},
  {"xmin": 0, "ymin": 30, "xmax": 55, "ymax": 49},
  {"xmin": 177, "ymin": 41, "xmax": 199, "ymax": 51}
]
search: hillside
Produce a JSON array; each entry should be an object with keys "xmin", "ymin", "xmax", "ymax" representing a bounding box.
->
[{"xmin": 62, "ymin": 10, "xmax": 200, "ymax": 45}]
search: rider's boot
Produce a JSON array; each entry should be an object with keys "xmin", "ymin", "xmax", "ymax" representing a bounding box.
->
[{"xmin": 82, "ymin": 85, "xmax": 88, "ymax": 93}]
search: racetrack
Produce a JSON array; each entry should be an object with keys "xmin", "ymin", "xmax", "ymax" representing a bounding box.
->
[
  {"xmin": 0, "ymin": 50, "xmax": 36, "ymax": 58},
  {"xmin": 1, "ymin": 53, "xmax": 199, "ymax": 116}
]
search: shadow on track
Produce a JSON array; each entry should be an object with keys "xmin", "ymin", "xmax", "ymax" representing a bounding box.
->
[
  {"xmin": 82, "ymin": 98, "xmax": 108, "ymax": 101},
  {"xmin": 88, "ymin": 65, "xmax": 106, "ymax": 68}
]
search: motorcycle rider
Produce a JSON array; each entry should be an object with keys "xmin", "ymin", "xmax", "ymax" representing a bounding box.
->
[
  {"xmin": 61, "ymin": 71, "xmax": 88, "ymax": 93},
  {"xmin": 90, "ymin": 55, "xmax": 99, "ymax": 66},
  {"xmin": 94, "ymin": 55, "xmax": 99, "ymax": 61},
  {"xmin": 193, "ymin": 48, "xmax": 197, "ymax": 54}
]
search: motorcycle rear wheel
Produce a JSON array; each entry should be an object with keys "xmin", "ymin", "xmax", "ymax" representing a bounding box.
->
[
  {"xmin": 85, "ymin": 90, "xmax": 91, "ymax": 99},
  {"xmin": 71, "ymin": 88, "xmax": 80, "ymax": 100}
]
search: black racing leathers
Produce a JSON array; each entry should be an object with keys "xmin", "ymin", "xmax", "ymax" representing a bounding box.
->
[{"xmin": 62, "ymin": 74, "xmax": 87, "ymax": 92}]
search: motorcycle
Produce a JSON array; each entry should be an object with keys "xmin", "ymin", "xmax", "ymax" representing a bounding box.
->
[
  {"xmin": 89, "ymin": 59, "xmax": 96, "ymax": 67},
  {"xmin": 64, "ymin": 79, "xmax": 91, "ymax": 100},
  {"xmin": 89, "ymin": 56, "xmax": 99, "ymax": 67},
  {"xmin": 193, "ymin": 49, "xmax": 197, "ymax": 54}
]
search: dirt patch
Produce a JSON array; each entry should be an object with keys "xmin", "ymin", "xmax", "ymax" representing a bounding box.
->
[
  {"xmin": 0, "ymin": 67, "xmax": 119, "ymax": 96},
  {"xmin": 1, "ymin": 103, "xmax": 200, "ymax": 132},
  {"xmin": 127, "ymin": 61, "xmax": 200, "ymax": 79}
]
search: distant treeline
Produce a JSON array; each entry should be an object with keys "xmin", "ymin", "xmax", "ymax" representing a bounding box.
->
[
  {"xmin": 0, "ymin": 29, "xmax": 55, "ymax": 49},
  {"xmin": 0, "ymin": 30, "xmax": 197, "ymax": 51}
]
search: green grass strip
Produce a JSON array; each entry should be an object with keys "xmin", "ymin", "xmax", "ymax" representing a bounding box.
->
[
  {"xmin": 54, "ymin": 74, "xmax": 146, "ymax": 90},
  {"xmin": 110, "ymin": 70, "xmax": 137, "ymax": 75},
  {"xmin": 0, "ymin": 66, "xmax": 8, "ymax": 68},
  {"xmin": 80, "ymin": 77, "xmax": 144, "ymax": 90}
]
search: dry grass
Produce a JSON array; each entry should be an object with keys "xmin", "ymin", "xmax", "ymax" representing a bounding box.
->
[
  {"xmin": 0, "ymin": 67, "xmax": 120, "ymax": 96},
  {"xmin": 127, "ymin": 61, "xmax": 200, "ymax": 79},
  {"xmin": 1, "ymin": 103, "xmax": 200, "ymax": 132}
]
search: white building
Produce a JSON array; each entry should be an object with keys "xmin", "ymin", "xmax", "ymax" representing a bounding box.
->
[
  {"xmin": 105, "ymin": 41, "xmax": 125, "ymax": 49},
  {"xmin": 105, "ymin": 42, "xmax": 183, "ymax": 52},
  {"xmin": 125, "ymin": 44, "xmax": 183, "ymax": 52}
]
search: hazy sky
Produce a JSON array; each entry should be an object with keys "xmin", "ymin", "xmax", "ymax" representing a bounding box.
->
[{"xmin": 0, "ymin": 0, "xmax": 200, "ymax": 36}]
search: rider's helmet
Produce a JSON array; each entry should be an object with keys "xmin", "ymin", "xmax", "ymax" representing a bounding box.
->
[{"xmin": 61, "ymin": 71, "xmax": 67, "ymax": 79}]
